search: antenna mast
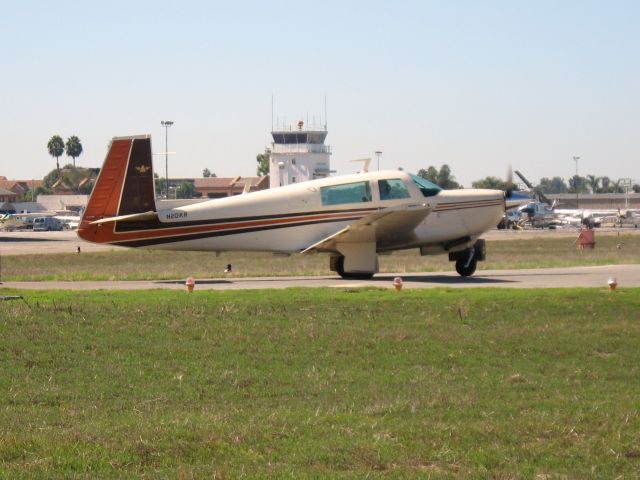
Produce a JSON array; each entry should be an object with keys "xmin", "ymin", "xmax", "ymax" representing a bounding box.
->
[{"xmin": 324, "ymin": 95, "xmax": 327, "ymax": 130}]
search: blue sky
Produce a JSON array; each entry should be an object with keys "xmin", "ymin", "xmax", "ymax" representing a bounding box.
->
[{"xmin": 2, "ymin": 1, "xmax": 638, "ymax": 187}]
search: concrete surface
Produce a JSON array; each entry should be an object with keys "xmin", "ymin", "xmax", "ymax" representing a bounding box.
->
[{"xmin": 1, "ymin": 264, "xmax": 638, "ymax": 291}]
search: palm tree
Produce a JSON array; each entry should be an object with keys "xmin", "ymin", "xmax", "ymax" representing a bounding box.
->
[
  {"xmin": 65, "ymin": 136, "xmax": 83, "ymax": 168},
  {"xmin": 585, "ymin": 174, "xmax": 600, "ymax": 194},
  {"xmin": 47, "ymin": 135, "xmax": 65, "ymax": 173},
  {"xmin": 612, "ymin": 179, "xmax": 624, "ymax": 194}
]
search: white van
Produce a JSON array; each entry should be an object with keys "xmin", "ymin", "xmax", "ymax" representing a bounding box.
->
[{"xmin": 33, "ymin": 217, "xmax": 64, "ymax": 231}]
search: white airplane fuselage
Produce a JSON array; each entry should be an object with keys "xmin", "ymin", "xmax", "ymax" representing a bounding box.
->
[
  {"xmin": 119, "ymin": 171, "xmax": 504, "ymax": 255},
  {"xmin": 78, "ymin": 136, "xmax": 507, "ymax": 278}
]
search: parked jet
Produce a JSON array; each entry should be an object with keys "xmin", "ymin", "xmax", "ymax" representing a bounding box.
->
[{"xmin": 78, "ymin": 135, "xmax": 514, "ymax": 278}]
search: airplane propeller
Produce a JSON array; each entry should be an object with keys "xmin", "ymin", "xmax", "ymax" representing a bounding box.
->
[{"xmin": 505, "ymin": 165, "xmax": 514, "ymax": 199}]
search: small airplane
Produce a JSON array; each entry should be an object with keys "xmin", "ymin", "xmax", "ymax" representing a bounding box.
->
[
  {"xmin": 616, "ymin": 209, "xmax": 640, "ymax": 228},
  {"xmin": 511, "ymin": 170, "xmax": 633, "ymax": 229},
  {"xmin": 0, "ymin": 212, "xmax": 47, "ymax": 231},
  {"xmin": 1, "ymin": 211, "xmax": 81, "ymax": 231},
  {"xmin": 78, "ymin": 135, "xmax": 516, "ymax": 278},
  {"xmin": 54, "ymin": 214, "xmax": 81, "ymax": 230}
]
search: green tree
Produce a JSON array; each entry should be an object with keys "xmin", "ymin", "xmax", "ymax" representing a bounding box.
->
[
  {"xmin": 40, "ymin": 166, "xmax": 96, "ymax": 194},
  {"xmin": 595, "ymin": 176, "xmax": 626, "ymax": 194},
  {"xmin": 176, "ymin": 182, "xmax": 196, "ymax": 199},
  {"xmin": 47, "ymin": 135, "xmax": 65, "ymax": 172},
  {"xmin": 65, "ymin": 136, "xmax": 83, "ymax": 168},
  {"xmin": 471, "ymin": 176, "xmax": 509, "ymax": 190},
  {"xmin": 568, "ymin": 175, "xmax": 589, "ymax": 194},
  {"xmin": 436, "ymin": 164, "xmax": 460, "ymax": 189},
  {"xmin": 585, "ymin": 174, "xmax": 600, "ymax": 194},
  {"xmin": 417, "ymin": 165, "xmax": 460, "ymax": 188},
  {"xmin": 202, "ymin": 168, "xmax": 211, "ymax": 178},
  {"xmin": 256, "ymin": 148, "xmax": 271, "ymax": 176},
  {"xmin": 633, "ymin": 184, "xmax": 640, "ymax": 193},
  {"xmin": 33, "ymin": 185, "xmax": 48, "ymax": 198},
  {"xmin": 538, "ymin": 177, "xmax": 568, "ymax": 194},
  {"xmin": 417, "ymin": 167, "xmax": 438, "ymax": 183},
  {"xmin": 611, "ymin": 179, "xmax": 624, "ymax": 194},
  {"xmin": 42, "ymin": 168, "xmax": 61, "ymax": 192}
]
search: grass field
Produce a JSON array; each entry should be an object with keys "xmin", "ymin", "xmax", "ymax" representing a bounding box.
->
[
  {"xmin": 1, "ymin": 232, "xmax": 639, "ymax": 281},
  {"xmin": 1, "ymin": 288, "xmax": 640, "ymax": 477}
]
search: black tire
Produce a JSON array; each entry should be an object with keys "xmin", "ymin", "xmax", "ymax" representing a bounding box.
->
[
  {"xmin": 455, "ymin": 255, "xmax": 477, "ymax": 277},
  {"xmin": 335, "ymin": 256, "xmax": 374, "ymax": 280}
]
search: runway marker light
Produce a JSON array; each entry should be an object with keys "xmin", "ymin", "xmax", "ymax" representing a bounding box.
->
[
  {"xmin": 185, "ymin": 276, "xmax": 195, "ymax": 293},
  {"xmin": 393, "ymin": 277, "xmax": 403, "ymax": 292},
  {"xmin": 607, "ymin": 276, "xmax": 617, "ymax": 291}
]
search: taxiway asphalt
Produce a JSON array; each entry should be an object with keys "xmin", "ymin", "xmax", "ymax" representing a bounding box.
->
[{"xmin": 2, "ymin": 264, "xmax": 638, "ymax": 291}]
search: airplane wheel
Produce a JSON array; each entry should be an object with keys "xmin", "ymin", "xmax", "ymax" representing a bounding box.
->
[
  {"xmin": 335, "ymin": 256, "xmax": 374, "ymax": 280},
  {"xmin": 455, "ymin": 255, "xmax": 477, "ymax": 277}
]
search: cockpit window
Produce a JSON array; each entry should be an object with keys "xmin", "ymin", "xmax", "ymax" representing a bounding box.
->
[
  {"xmin": 378, "ymin": 179, "xmax": 410, "ymax": 200},
  {"xmin": 410, "ymin": 174, "xmax": 441, "ymax": 197},
  {"xmin": 321, "ymin": 181, "xmax": 372, "ymax": 205}
]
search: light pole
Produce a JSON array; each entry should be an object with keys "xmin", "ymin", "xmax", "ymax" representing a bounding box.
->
[
  {"xmin": 161, "ymin": 120, "xmax": 174, "ymax": 198},
  {"xmin": 573, "ymin": 156, "xmax": 580, "ymax": 208},
  {"xmin": 375, "ymin": 151, "xmax": 382, "ymax": 171}
]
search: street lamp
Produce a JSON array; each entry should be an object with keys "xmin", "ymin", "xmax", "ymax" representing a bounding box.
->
[
  {"xmin": 161, "ymin": 120, "xmax": 174, "ymax": 198},
  {"xmin": 375, "ymin": 151, "xmax": 382, "ymax": 171},
  {"xmin": 573, "ymin": 156, "xmax": 580, "ymax": 208}
]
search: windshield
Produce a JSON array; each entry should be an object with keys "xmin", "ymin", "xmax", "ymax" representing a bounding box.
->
[{"xmin": 410, "ymin": 174, "xmax": 441, "ymax": 197}]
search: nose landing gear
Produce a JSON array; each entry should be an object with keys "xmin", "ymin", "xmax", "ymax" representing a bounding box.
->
[{"xmin": 450, "ymin": 239, "xmax": 486, "ymax": 277}]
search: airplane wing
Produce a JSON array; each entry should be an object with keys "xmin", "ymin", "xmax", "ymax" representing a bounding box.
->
[{"xmin": 302, "ymin": 203, "xmax": 431, "ymax": 254}]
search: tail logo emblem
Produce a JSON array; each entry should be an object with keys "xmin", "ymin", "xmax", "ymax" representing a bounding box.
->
[{"xmin": 135, "ymin": 165, "xmax": 151, "ymax": 174}]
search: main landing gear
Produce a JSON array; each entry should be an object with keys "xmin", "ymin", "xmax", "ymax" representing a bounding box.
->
[
  {"xmin": 330, "ymin": 239, "xmax": 487, "ymax": 279},
  {"xmin": 331, "ymin": 256, "xmax": 375, "ymax": 280},
  {"xmin": 449, "ymin": 239, "xmax": 486, "ymax": 277}
]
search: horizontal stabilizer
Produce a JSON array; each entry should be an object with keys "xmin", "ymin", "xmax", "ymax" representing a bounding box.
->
[{"xmin": 89, "ymin": 211, "xmax": 158, "ymax": 225}]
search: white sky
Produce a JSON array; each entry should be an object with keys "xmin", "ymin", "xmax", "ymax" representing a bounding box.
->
[{"xmin": 1, "ymin": 0, "xmax": 638, "ymax": 187}]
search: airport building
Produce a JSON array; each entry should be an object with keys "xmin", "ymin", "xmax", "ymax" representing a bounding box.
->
[
  {"xmin": 0, "ymin": 178, "xmax": 42, "ymax": 199},
  {"xmin": 194, "ymin": 176, "xmax": 269, "ymax": 198},
  {"xmin": 0, "ymin": 187, "xmax": 19, "ymax": 204},
  {"xmin": 269, "ymin": 121, "xmax": 332, "ymax": 188},
  {"xmin": 548, "ymin": 193, "xmax": 640, "ymax": 210}
]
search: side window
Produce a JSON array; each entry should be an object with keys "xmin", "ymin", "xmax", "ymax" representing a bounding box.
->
[
  {"xmin": 321, "ymin": 181, "xmax": 372, "ymax": 206},
  {"xmin": 410, "ymin": 174, "xmax": 441, "ymax": 197},
  {"xmin": 378, "ymin": 179, "xmax": 410, "ymax": 200}
]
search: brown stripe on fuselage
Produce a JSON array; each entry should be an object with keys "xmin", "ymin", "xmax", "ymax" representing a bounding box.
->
[
  {"xmin": 89, "ymin": 208, "xmax": 376, "ymax": 246},
  {"xmin": 114, "ymin": 207, "xmax": 379, "ymax": 233}
]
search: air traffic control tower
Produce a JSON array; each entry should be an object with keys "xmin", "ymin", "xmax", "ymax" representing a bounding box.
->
[{"xmin": 269, "ymin": 120, "xmax": 332, "ymax": 188}]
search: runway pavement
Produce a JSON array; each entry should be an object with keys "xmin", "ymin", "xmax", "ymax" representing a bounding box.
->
[
  {"xmin": 1, "ymin": 230, "xmax": 639, "ymax": 291},
  {"xmin": 2, "ymin": 264, "xmax": 638, "ymax": 291},
  {"xmin": 0, "ymin": 230, "xmax": 120, "ymax": 255}
]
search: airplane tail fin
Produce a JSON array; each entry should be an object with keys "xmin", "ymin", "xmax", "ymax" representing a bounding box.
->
[{"xmin": 78, "ymin": 135, "xmax": 157, "ymax": 243}]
